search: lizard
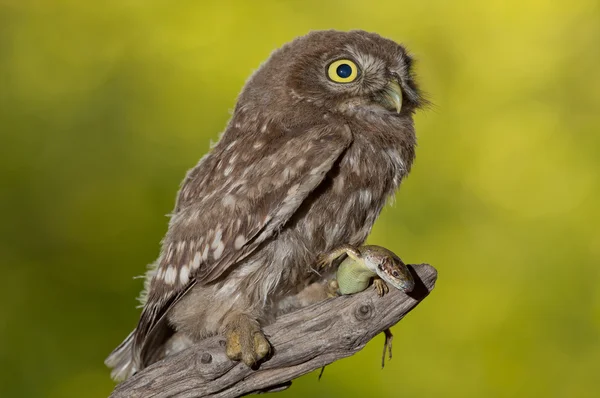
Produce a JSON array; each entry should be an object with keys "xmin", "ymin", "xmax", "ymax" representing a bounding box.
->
[{"xmin": 316, "ymin": 244, "xmax": 415, "ymax": 368}]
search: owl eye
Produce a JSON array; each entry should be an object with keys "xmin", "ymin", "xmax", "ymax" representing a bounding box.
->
[{"xmin": 327, "ymin": 59, "xmax": 359, "ymax": 83}]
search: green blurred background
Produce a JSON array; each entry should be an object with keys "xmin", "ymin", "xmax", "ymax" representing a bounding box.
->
[{"xmin": 1, "ymin": 0, "xmax": 599, "ymax": 397}]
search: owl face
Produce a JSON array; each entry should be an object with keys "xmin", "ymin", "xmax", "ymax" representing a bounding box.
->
[{"xmin": 281, "ymin": 30, "xmax": 423, "ymax": 118}]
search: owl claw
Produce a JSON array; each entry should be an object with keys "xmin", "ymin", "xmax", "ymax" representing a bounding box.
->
[
  {"xmin": 225, "ymin": 315, "xmax": 271, "ymax": 367},
  {"xmin": 254, "ymin": 332, "xmax": 271, "ymax": 360},
  {"xmin": 326, "ymin": 279, "xmax": 340, "ymax": 298}
]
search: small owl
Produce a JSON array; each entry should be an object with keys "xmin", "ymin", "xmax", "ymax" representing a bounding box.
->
[{"xmin": 106, "ymin": 30, "xmax": 423, "ymax": 381}]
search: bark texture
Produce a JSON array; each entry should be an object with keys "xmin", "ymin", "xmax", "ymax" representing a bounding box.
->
[{"xmin": 110, "ymin": 263, "xmax": 437, "ymax": 398}]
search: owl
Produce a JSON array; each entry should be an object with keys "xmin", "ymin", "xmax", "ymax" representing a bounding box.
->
[{"xmin": 106, "ymin": 30, "xmax": 423, "ymax": 381}]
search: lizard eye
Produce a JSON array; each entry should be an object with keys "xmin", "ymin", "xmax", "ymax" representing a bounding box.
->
[{"xmin": 392, "ymin": 271, "xmax": 400, "ymax": 278}]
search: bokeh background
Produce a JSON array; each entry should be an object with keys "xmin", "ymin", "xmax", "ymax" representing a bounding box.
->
[{"xmin": 1, "ymin": 0, "xmax": 599, "ymax": 397}]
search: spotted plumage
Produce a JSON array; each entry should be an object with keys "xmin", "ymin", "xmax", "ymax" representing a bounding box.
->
[{"xmin": 106, "ymin": 29, "xmax": 423, "ymax": 381}]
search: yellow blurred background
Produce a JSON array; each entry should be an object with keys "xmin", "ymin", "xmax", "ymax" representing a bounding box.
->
[{"xmin": 1, "ymin": 0, "xmax": 599, "ymax": 397}]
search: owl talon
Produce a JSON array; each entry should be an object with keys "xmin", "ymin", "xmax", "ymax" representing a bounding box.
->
[
  {"xmin": 225, "ymin": 329, "xmax": 243, "ymax": 361},
  {"xmin": 373, "ymin": 278, "xmax": 389, "ymax": 297},
  {"xmin": 326, "ymin": 279, "xmax": 340, "ymax": 298},
  {"xmin": 225, "ymin": 316, "xmax": 271, "ymax": 367},
  {"xmin": 254, "ymin": 332, "xmax": 271, "ymax": 360}
]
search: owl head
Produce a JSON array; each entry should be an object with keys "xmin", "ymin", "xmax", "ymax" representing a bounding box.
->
[{"xmin": 237, "ymin": 30, "xmax": 423, "ymax": 123}]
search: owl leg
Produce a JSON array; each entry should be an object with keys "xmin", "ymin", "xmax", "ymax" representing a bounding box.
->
[
  {"xmin": 277, "ymin": 280, "xmax": 336, "ymax": 314},
  {"xmin": 326, "ymin": 279, "xmax": 340, "ymax": 297},
  {"xmin": 222, "ymin": 312, "xmax": 271, "ymax": 367}
]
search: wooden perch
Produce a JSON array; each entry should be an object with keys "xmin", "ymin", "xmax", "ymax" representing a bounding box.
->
[{"xmin": 110, "ymin": 263, "xmax": 437, "ymax": 398}]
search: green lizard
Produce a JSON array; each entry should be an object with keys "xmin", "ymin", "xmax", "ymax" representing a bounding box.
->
[{"xmin": 316, "ymin": 244, "xmax": 415, "ymax": 368}]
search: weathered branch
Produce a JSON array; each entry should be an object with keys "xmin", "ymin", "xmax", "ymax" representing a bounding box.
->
[{"xmin": 110, "ymin": 263, "xmax": 437, "ymax": 398}]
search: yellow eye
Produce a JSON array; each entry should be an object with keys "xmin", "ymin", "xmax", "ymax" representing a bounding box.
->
[{"xmin": 327, "ymin": 59, "xmax": 359, "ymax": 83}]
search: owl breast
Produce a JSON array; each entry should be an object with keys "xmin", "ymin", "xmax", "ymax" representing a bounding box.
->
[
  {"xmin": 262, "ymin": 132, "xmax": 411, "ymax": 301},
  {"xmin": 301, "ymin": 138, "xmax": 406, "ymax": 247}
]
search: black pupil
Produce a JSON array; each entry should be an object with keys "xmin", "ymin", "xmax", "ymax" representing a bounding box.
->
[{"xmin": 336, "ymin": 63, "xmax": 352, "ymax": 78}]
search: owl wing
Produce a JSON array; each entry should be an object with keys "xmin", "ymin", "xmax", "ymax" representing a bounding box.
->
[{"xmin": 134, "ymin": 123, "xmax": 352, "ymax": 366}]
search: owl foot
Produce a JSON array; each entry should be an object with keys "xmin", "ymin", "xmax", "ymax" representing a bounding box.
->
[
  {"xmin": 224, "ymin": 315, "xmax": 271, "ymax": 367},
  {"xmin": 326, "ymin": 279, "xmax": 340, "ymax": 298},
  {"xmin": 373, "ymin": 278, "xmax": 389, "ymax": 297}
]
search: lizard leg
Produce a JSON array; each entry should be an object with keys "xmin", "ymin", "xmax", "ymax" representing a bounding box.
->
[
  {"xmin": 318, "ymin": 365, "xmax": 326, "ymax": 380},
  {"xmin": 223, "ymin": 313, "xmax": 271, "ymax": 367},
  {"xmin": 381, "ymin": 328, "xmax": 393, "ymax": 368},
  {"xmin": 373, "ymin": 277, "xmax": 389, "ymax": 297},
  {"xmin": 315, "ymin": 244, "xmax": 361, "ymax": 271}
]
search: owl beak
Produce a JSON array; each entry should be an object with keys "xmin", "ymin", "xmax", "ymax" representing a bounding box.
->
[{"xmin": 376, "ymin": 79, "xmax": 403, "ymax": 114}]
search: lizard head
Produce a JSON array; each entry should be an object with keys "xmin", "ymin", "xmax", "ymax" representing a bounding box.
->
[{"xmin": 361, "ymin": 246, "xmax": 415, "ymax": 293}]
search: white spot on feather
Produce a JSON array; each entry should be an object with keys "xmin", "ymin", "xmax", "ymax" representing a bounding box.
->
[
  {"xmin": 282, "ymin": 167, "xmax": 292, "ymax": 180},
  {"xmin": 222, "ymin": 194, "xmax": 235, "ymax": 208},
  {"xmin": 213, "ymin": 240, "xmax": 225, "ymax": 260},
  {"xmin": 211, "ymin": 229, "xmax": 223, "ymax": 249},
  {"xmin": 181, "ymin": 185, "xmax": 190, "ymax": 199},
  {"xmin": 287, "ymin": 184, "xmax": 300, "ymax": 196},
  {"xmin": 328, "ymin": 223, "xmax": 341, "ymax": 240},
  {"xmin": 226, "ymin": 141, "xmax": 237, "ymax": 151},
  {"xmin": 191, "ymin": 251, "xmax": 201, "ymax": 270},
  {"xmin": 164, "ymin": 266, "xmax": 177, "ymax": 285},
  {"xmin": 179, "ymin": 265, "xmax": 190, "ymax": 285},
  {"xmin": 218, "ymin": 278, "xmax": 240, "ymax": 296},
  {"xmin": 386, "ymin": 149, "xmax": 405, "ymax": 169},
  {"xmin": 234, "ymin": 235, "xmax": 245, "ymax": 250},
  {"xmin": 310, "ymin": 166, "xmax": 322, "ymax": 175},
  {"xmin": 347, "ymin": 153, "xmax": 361, "ymax": 176},
  {"xmin": 165, "ymin": 243, "xmax": 174, "ymax": 261},
  {"xmin": 192, "ymin": 209, "xmax": 201, "ymax": 221},
  {"xmin": 359, "ymin": 189, "xmax": 372, "ymax": 206}
]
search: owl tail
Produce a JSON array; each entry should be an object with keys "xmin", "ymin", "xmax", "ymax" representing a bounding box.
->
[{"xmin": 105, "ymin": 330, "xmax": 138, "ymax": 382}]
